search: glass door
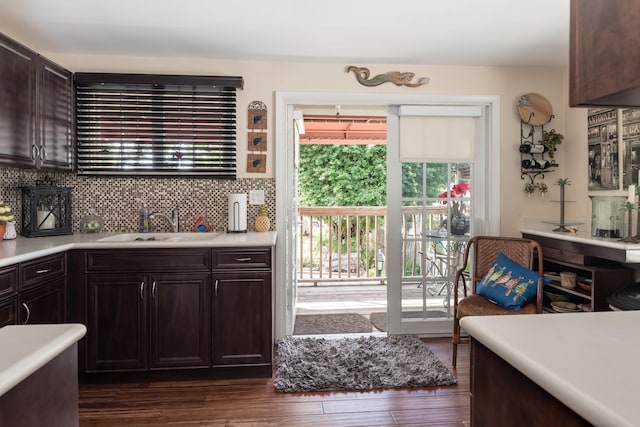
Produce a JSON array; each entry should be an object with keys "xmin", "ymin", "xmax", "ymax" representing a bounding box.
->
[
  {"xmin": 400, "ymin": 162, "xmax": 471, "ymax": 331},
  {"xmin": 386, "ymin": 103, "xmax": 495, "ymax": 335}
]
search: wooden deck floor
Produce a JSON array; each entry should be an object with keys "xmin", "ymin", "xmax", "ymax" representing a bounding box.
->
[{"xmin": 296, "ymin": 284, "xmax": 388, "ymax": 316}]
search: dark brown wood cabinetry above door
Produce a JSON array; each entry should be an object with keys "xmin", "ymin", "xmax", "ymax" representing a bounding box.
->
[
  {"xmin": 570, "ymin": 0, "xmax": 640, "ymax": 107},
  {"xmin": 0, "ymin": 33, "xmax": 73, "ymax": 170}
]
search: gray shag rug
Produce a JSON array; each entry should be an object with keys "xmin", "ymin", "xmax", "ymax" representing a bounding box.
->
[
  {"xmin": 274, "ymin": 335, "xmax": 457, "ymax": 392},
  {"xmin": 293, "ymin": 313, "xmax": 373, "ymax": 335}
]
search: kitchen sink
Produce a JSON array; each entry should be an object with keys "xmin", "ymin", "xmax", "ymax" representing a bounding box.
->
[{"xmin": 97, "ymin": 232, "xmax": 222, "ymax": 243}]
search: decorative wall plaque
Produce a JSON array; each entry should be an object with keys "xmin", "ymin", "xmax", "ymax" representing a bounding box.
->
[
  {"xmin": 346, "ymin": 65, "xmax": 429, "ymax": 87},
  {"xmin": 248, "ymin": 100, "xmax": 267, "ymax": 129},
  {"xmin": 248, "ymin": 132, "xmax": 267, "ymax": 152},
  {"xmin": 247, "ymin": 154, "xmax": 266, "ymax": 173}
]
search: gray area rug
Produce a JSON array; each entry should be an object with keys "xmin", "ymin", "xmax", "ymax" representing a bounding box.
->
[
  {"xmin": 274, "ymin": 335, "xmax": 457, "ymax": 392},
  {"xmin": 293, "ymin": 313, "xmax": 372, "ymax": 335},
  {"xmin": 370, "ymin": 311, "xmax": 448, "ymax": 332}
]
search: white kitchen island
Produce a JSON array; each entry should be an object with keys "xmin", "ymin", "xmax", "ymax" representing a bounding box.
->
[
  {"xmin": 0, "ymin": 323, "xmax": 86, "ymax": 427},
  {"xmin": 461, "ymin": 311, "xmax": 640, "ymax": 427}
]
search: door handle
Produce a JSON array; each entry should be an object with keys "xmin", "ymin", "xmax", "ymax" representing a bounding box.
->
[
  {"xmin": 215, "ymin": 279, "xmax": 218, "ymax": 297},
  {"xmin": 152, "ymin": 281, "xmax": 157, "ymax": 299},
  {"xmin": 22, "ymin": 302, "xmax": 30, "ymax": 324},
  {"xmin": 140, "ymin": 281, "xmax": 145, "ymax": 299},
  {"xmin": 234, "ymin": 257, "xmax": 252, "ymax": 262},
  {"xmin": 35, "ymin": 268, "xmax": 51, "ymax": 274}
]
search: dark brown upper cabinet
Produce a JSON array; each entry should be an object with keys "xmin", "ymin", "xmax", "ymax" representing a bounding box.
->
[
  {"xmin": 0, "ymin": 33, "xmax": 73, "ymax": 171},
  {"xmin": 570, "ymin": 0, "xmax": 640, "ymax": 107}
]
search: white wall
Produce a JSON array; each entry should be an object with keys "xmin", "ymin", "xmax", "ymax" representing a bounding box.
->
[{"xmin": 46, "ymin": 52, "xmax": 590, "ymax": 236}]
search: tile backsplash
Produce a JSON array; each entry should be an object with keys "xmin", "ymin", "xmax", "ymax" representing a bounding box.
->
[{"xmin": 0, "ymin": 167, "xmax": 275, "ymax": 234}]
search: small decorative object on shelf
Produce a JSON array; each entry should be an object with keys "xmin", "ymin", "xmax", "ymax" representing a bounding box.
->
[
  {"xmin": 20, "ymin": 176, "xmax": 73, "ymax": 237},
  {"xmin": 554, "ymin": 178, "xmax": 571, "ymax": 232},
  {"xmin": 620, "ymin": 201, "xmax": 638, "ymax": 243},
  {"xmin": 79, "ymin": 207, "xmax": 104, "ymax": 233},
  {"xmin": 255, "ymin": 205, "xmax": 270, "ymax": 232},
  {"xmin": 0, "ymin": 201, "xmax": 14, "ymax": 239}
]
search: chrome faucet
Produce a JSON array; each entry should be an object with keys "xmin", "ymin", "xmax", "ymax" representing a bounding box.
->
[{"xmin": 150, "ymin": 206, "xmax": 179, "ymax": 232}]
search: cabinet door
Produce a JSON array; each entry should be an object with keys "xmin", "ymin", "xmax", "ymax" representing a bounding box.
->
[
  {"xmin": 87, "ymin": 274, "xmax": 148, "ymax": 372},
  {"xmin": 212, "ymin": 271, "xmax": 271, "ymax": 366},
  {"xmin": 18, "ymin": 279, "xmax": 65, "ymax": 324},
  {"xmin": 149, "ymin": 273, "xmax": 211, "ymax": 369},
  {"xmin": 38, "ymin": 57, "xmax": 73, "ymax": 170},
  {"xmin": 0, "ymin": 297, "xmax": 17, "ymax": 327},
  {"xmin": 0, "ymin": 34, "xmax": 36, "ymax": 167}
]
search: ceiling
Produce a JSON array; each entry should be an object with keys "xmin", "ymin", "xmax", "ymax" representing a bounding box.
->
[
  {"xmin": 0, "ymin": 1, "xmax": 571, "ymax": 144},
  {"xmin": 0, "ymin": 0, "xmax": 570, "ymax": 67}
]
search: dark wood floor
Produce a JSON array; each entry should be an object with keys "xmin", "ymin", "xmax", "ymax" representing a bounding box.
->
[{"xmin": 78, "ymin": 338, "xmax": 469, "ymax": 427}]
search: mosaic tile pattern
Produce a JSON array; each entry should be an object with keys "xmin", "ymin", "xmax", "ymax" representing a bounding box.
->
[{"xmin": 0, "ymin": 167, "xmax": 275, "ymax": 234}]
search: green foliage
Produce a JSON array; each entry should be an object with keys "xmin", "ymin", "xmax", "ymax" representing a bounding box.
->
[
  {"xmin": 402, "ymin": 163, "xmax": 451, "ymax": 200},
  {"xmin": 299, "ymin": 144, "xmax": 387, "ymax": 206},
  {"xmin": 299, "ymin": 144, "xmax": 452, "ymax": 207}
]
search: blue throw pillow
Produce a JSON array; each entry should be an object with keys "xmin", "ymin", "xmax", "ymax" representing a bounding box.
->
[{"xmin": 476, "ymin": 252, "xmax": 540, "ymax": 310}]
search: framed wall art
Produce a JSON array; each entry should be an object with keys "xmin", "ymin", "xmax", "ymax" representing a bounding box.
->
[
  {"xmin": 247, "ymin": 154, "xmax": 266, "ymax": 173},
  {"xmin": 247, "ymin": 132, "xmax": 267, "ymax": 152},
  {"xmin": 246, "ymin": 101, "xmax": 268, "ymax": 173},
  {"xmin": 248, "ymin": 101, "xmax": 267, "ymax": 129},
  {"xmin": 587, "ymin": 108, "xmax": 618, "ymax": 191}
]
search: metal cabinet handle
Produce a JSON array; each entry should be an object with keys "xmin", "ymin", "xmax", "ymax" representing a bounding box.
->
[
  {"xmin": 31, "ymin": 144, "xmax": 38, "ymax": 160},
  {"xmin": 36, "ymin": 268, "xmax": 51, "ymax": 274},
  {"xmin": 22, "ymin": 302, "xmax": 30, "ymax": 324},
  {"xmin": 39, "ymin": 145, "xmax": 46, "ymax": 161},
  {"xmin": 140, "ymin": 281, "xmax": 145, "ymax": 299},
  {"xmin": 214, "ymin": 279, "xmax": 218, "ymax": 297},
  {"xmin": 152, "ymin": 281, "xmax": 157, "ymax": 299},
  {"xmin": 234, "ymin": 257, "xmax": 252, "ymax": 262}
]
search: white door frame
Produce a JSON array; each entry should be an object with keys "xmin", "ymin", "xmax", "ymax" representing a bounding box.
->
[{"xmin": 274, "ymin": 91, "xmax": 501, "ymax": 340}]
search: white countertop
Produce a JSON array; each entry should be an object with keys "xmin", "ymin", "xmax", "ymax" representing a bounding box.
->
[
  {"xmin": 461, "ymin": 311, "xmax": 640, "ymax": 427},
  {"xmin": 521, "ymin": 226, "xmax": 640, "ymax": 263},
  {"xmin": 0, "ymin": 324, "xmax": 86, "ymax": 396},
  {"xmin": 0, "ymin": 231, "xmax": 277, "ymax": 268}
]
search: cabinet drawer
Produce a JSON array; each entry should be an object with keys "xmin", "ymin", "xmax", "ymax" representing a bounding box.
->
[
  {"xmin": 20, "ymin": 253, "xmax": 66, "ymax": 291},
  {"xmin": 86, "ymin": 249, "xmax": 211, "ymax": 272},
  {"xmin": 543, "ymin": 247, "xmax": 587, "ymax": 265},
  {"xmin": 0, "ymin": 265, "xmax": 18, "ymax": 299},
  {"xmin": 212, "ymin": 248, "xmax": 271, "ymax": 270}
]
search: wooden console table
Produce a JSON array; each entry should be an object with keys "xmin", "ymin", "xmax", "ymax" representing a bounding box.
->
[{"xmin": 521, "ymin": 229, "xmax": 635, "ymax": 312}]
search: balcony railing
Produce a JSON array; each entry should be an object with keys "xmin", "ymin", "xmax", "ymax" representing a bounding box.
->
[{"xmin": 297, "ymin": 205, "xmax": 449, "ymax": 286}]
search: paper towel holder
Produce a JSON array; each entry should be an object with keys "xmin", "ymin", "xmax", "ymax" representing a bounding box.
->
[{"xmin": 227, "ymin": 193, "xmax": 248, "ymax": 233}]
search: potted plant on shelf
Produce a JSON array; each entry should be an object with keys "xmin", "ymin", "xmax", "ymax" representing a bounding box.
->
[
  {"xmin": 0, "ymin": 201, "xmax": 14, "ymax": 239},
  {"xmin": 542, "ymin": 129, "xmax": 564, "ymax": 158}
]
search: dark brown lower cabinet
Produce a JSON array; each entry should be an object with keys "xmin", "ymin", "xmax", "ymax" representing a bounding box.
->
[
  {"xmin": 87, "ymin": 274, "xmax": 148, "ymax": 372},
  {"xmin": 212, "ymin": 271, "xmax": 271, "ymax": 367},
  {"xmin": 150, "ymin": 273, "xmax": 210, "ymax": 369},
  {"xmin": 79, "ymin": 247, "xmax": 272, "ymax": 378},
  {"xmin": 86, "ymin": 272, "xmax": 210, "ymax": 372},
  {"xmin": 18, "ymin": 279, "xmax": 65, "ymax": 324},
  {"xmin": 0, "ymin": 297, "xmax": 17, "ymax": 327}
]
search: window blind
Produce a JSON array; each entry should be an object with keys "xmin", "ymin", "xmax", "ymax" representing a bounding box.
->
[{"xmin": 75, "ymin": 73, "xmax": 243, "ymax": 177}]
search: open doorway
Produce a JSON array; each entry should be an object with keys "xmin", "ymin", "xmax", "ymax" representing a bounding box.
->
[
  {"xmin": 274, "ymin": 92, "xmax": 500, "ymax": 340},
  {"xmin": 293, "ymin": 106, "xmax": 389, "ymax": 336}
]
